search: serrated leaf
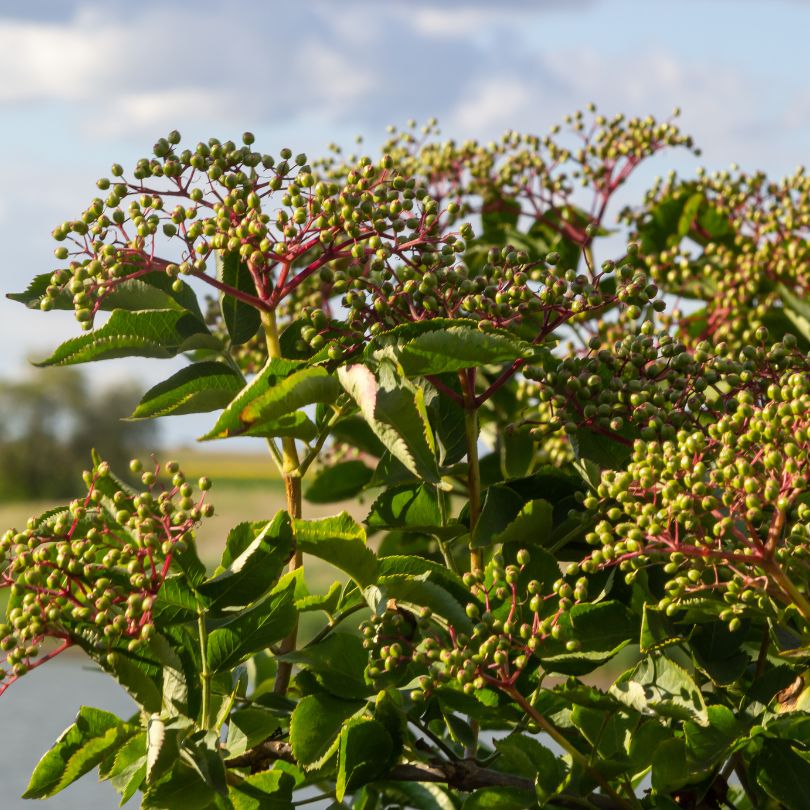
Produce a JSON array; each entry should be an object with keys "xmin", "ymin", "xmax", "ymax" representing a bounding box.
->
[
  {"xmin": 366, "ymin": 483, "xmax": 442, "ymax": 532},
  {"xmin": 754, "ymin": 739, "xmax": 810, "ymax": 810},
  {"xmin": 24, "ymin": 707, "xmax": 134, "ymax": 799},
  {"xmin": 229, "ymin": 770, "xmax": 296, "ymax": 810},
  {"xmin": 130, "ymin": 362, "xmax": 244, "ymax": 419},
  {"xmin": 142, "ymin": 762, "xmax": 217, "ymax": 809},
  {"xmin": 640, "ymin": 603, "xmax": 684, "ymax": 654},
  {"xmin": 225, "ymin": 707, "xmax": 281, "ymax": 757},
  {"xmin": 336, "ymin": 718, "xmax": 393, "ymax": 801},
  {"xmin": 338, "ymin": 365, "xmax": 440, "ymax": 483},
  {"xmin": 107, "ymin": 732, "xmax": 147, "ymax": 805},
  {"xmin": 280, "ymin": 633, "xmax": 371, "ymax": 700},
  {"xmin": 373, "ymin": 323, "xmax": 534, "ymax": 377},
  {"xmin": 154, "ymin": 577, "xmax": 200, "ymax": 626},
  {"xmin": 293, "ymin": 513, "xmax": 377, "ymax": 588},
  {"xmin": 304, "ymin": 460, "xmax": 373, "ymax": 503},
  {"xmin": 683, "ymin": 705, "xmax": 747, "ymax": 763},
  {"xmin": 289, "ymin": 693, "xmax": 365, "ymax": 770},
  {"xmin": 202, "ymin": 363, "xmax": 334, "ymax": 440},
  {"xmin": 376, "ymin": 555, "xmax": 470, "ymax": 606},
  {"xmin": 494, "ymin": 734, "xmax": 565, "ymax": 800},
  {"xmin": 217, "ymin": 251, "xmax": 261, "ymax": 345},
  {"xmin": 206, "ymin": 580, "xmax": 298, "ymax": 672},
  {"xmin": 146, "ymin": 716, "xmax": 185, "ymax": 785},
  {"xmin": 105, "ymin": 651, "xmax": 162, "ymax": 714},
  {"xmin": 200, "ymin": 512, "xmax": 293, "ymax": 612},
  {"xmin": 36, "ymin": 309, "xmax": 218, "ymax": 366},
  {"xmin": 492, "ymin": 498, "xmax": 553, "ymax": 547},
  {"xmin": 611, "ymin": 654, "xmax": 708, "ymax": 725}
]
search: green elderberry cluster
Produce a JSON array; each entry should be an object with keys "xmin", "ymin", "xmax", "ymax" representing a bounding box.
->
[
  {"xmin": 362, "ymin": 551, "xmax": 589, "ymax": 701},
  {"xmin": 44, "ymin": 130, "xmax": 454, "ymax": 329},
  {"xmin": 0, "ymin": 459, "xmax": 212, "ymax": 691},
  {"xmin": 577, "ymin": 367, "xmax": 810, "ymax": 630},
  {"xmin": 529, "ymin": 324, "xmax": 808, "ymax": 451},
  {"xmin": 356, "ymin": 107, "xmax": 697, "ymax": 239},
  {"xmin": 627, "ymin": 165, "xmax": 810, "ymax": 351}
]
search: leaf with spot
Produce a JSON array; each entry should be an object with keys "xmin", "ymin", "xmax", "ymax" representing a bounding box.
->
[{"xmin": 202, "ymin": 363, "xmax": 336, "ymax": 440}]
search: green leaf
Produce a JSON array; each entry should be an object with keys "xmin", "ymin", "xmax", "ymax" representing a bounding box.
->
[
  {"xmin": 366, "ymin": 483, "xmax": 442, "ymax": 532},
  {"xmin": 640, "ymin": 604, "xmax": 684, "ymax": 654},
  {"xmin": 217, "ymin": 251, "xmax": 261, "ymax": 345},
  {"xmin": 225, "ymin": 707, "xmax": 281, "ymax": 757},
  {"xmin": 36, "ymin": 308, "xmax": 218, "ymax": 366},
  {"xmin": 537, "ymin": 602, "xmax": 635, "ymax": 675},
  {"xmin": 207, "ymin": 580, "xmax": 298, "ymax": 672},
  {"xmin": 570, "ymin": 426, "xmax": 633, "ymax": 470},
  {"xmin": 754, "ymin": 739, "xmax": 810, "ymax": 810},
  {"xmin": 494, "ymin": 734, "xmax": 565, "ymax": 800},
  {"xmin": 289, "ymin": 693, "xmax": 365, "ymax": 770},
  {"xmin": 146, "ymin": 716, "xmax": 185, "ymax": 785},
  {"xmin": 336, "ymin": 719, "xmax": 393, "ymax": 801},
  {"xmin": 107, "ymin": 732, "xmax": 147, "ymax": 805},
  {"xmin": 651, "ymin": 737, "xmax": 692, "ymax": 793},
  {"xmin": 130, "ymin": 362, "xmax": 244, "ymax": 419},
  {"xmin": 280, "ymin": 633, "xmax": 371, "ymax": 700},
  {"xmin": 24, "ymin": 707, "xmax": 133, "ymax": 799},
  {"xmin": 374, "ymin": 783, "xmax": 457, "ymax": 810},
  {"xmin": 304, "ymin": 460, "xmax": 373, "ymax": 503},
  {"xmin": 470, "ymin": 485, "xmax": 524, "ymax": 548},
  {"xmin": 200, "ymin": 512, "xmax": 293, "ymax": 612},
  {"xmin": 684, "ymin": 705, "xmax": 747, "ymax": 763},
  {"xmin": 611, "ymin": 654, "xmax": 708, "ymax": 725},
  {"xmin": 202, "ymin": 364, "xmax": 337, "ymax": 440},
  {"xmin": 374, "ymin": 323, "xmax": 535, "ymax": 376},
  {"xmin": 294, "ymin": 513, "xmax": 377, "ymax": 588},
  {"xmin": 462, "ymin": 787, "xmax": 535, "ymax": 809},
  {"xmin": 501, "ymin": 425, "xmax": 536, "ymax": 479},
  {"xmin": 778, "ymin": 283, "xmax": 810, "ymax": 343},
  {"xmin": 690, "ymin": 619, "xmax": 749, "ymax": 686},
  {"xmin": 331, "ymin": 416, "xmax": 387, "ymax": 457},
  {"xmin": 492, "ymin": 498, "xmax": 553, "ymax": 547},
  {"xmin": 142, "ymin": 762, "xmax": 218, "ymax": 809},
  {"xmin": 338, "ymin": 365, "xmax": 440, "ymax": 483},
  {"xmin": 105, "ymin": 650, "xmax": 163, "ymax": 713},
  {"xmin": 154, "ymin": 577, "xmax": 199, "ymax": 626},
  {"xmin": 376, "ymin": 555, "xmax": 470, "ymax": 606},
  {"xmin": 229, "ymin": 770, "xmax": 295, "ymax": 810}
]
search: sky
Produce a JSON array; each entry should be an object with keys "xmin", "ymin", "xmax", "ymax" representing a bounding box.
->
[{"xmin": 1, "ymin": 0, "xmax": 809, "ymax": 444}]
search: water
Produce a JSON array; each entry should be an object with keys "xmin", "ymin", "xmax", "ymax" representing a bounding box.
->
[{"xmin": 0, "ymin": 650, "xmax": 135, "ymax": 809}]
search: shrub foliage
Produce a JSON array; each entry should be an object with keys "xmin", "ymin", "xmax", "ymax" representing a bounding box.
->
[{"xmin": 4, "ymin": 108, "xmax": 810, "ymax": 808}]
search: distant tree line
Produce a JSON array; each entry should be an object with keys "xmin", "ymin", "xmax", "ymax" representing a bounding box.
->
[{"xmin": 0, "ymin": 369, "xmax": 158, "ymax": 501}]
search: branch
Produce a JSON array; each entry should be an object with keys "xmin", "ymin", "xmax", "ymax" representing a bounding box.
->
[{"xmin": 226, "ymin": 740, "xmax": 624, "ymax": 809}]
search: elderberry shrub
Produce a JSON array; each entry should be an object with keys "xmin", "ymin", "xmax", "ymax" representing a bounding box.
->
[{"xmin": 7, "ymin": 111, "xmax": 810, "ymax": 810}]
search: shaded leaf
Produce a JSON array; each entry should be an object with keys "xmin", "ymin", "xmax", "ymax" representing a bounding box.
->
[
  {"xmin": 36, "ymin": 309, "xmax": 218, "ymax": 367},
  {"xmin": 304, "ymin": 460, "xmax": 373, "ymax": 503},
  {"xmin": 289, "ymin": 693, "xmax": 365, "ymax": 770},
  {"xmin": 217, "ymin": 251, "xmax": 261, "ymax": 345}
]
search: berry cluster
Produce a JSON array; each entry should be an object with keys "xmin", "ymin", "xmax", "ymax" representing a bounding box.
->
[
  {"xmin": 529, "ymin": 325, "xmax": 808, "ymax": 455},
  {"xmin": 44, "ymin": 132, "xmax": 453, "ymax": 329},
  {"xmin": 578, "ymin": 366, "xmax": 810, "ymax": 629},
  {"xmin": 0, "ymin": 459, "xmax": 212, "ymax": 692},
  {"xmin": 362, "ymin": 550, "xmax": 589, "ymax": 700},
  {"xmin": 627, "ymin": 166, "xmax": 810, "ymax": 350}
]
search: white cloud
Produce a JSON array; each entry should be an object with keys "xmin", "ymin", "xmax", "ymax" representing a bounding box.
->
[{"xmin": 453, "ymin": 77, "xmax": 533, "ymax": 132}]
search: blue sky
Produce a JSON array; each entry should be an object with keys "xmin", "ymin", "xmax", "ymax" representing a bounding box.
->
[{"xmin": 1, "ymin": 0, "xmax": 808, "ymax": 443}]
